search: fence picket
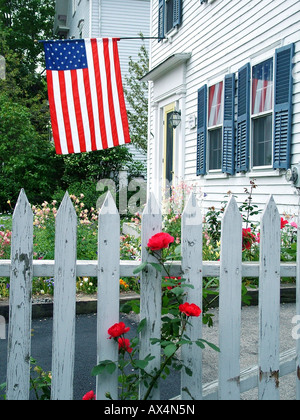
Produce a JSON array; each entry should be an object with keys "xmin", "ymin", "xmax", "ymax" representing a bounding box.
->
[
  {"xmin": 181, "ymin": 193, "xmax": 203, "ymax": 400},
  {"xmin": 139, "ymin": 192, "xmax": 162, "ymax": 400},
  {"xmin": 51, "ymin": 192, "xmax": 77, "ymax": 400},
  {"xmin": 258, "ymin": 195, "xmax": 281, "ymax": 400},
  {"xmin": 6, "ymin": 189, "xmax": 33, "ymax": 400},
  {"xmin": 96, "ymin": 192, "xmax": 120, "ymax": 400},
  {"xmin": 218, "ymin": 195, "xmax": 243, "ymax": 399}
]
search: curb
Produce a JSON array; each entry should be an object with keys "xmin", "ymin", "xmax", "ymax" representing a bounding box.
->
[{"xmin": 0, "ymin": 286, "xmax": 296, "ymax": 320}]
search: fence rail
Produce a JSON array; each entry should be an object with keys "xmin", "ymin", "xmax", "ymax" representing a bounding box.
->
[{"xmin": 0, "ymin": 189, "xmax": 299, "ymax": 400}]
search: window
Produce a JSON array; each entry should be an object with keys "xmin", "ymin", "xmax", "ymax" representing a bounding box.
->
[
  {"xmin": 196, "ymin": 43, "xmax": 294, "ymax": 177},
  {"xmin": 251, "ymin": 58, "xmax": 273, "ymax": 167},
  {"xmin": 208, "ymin": 81, "xmax": 223, "ymax": 170},
  {"xmin": 197, "ymin": 74, "xmax": 235, "ymax": 176},
  {"xmin": 158, "ymin": 0, "xmax": 182, "ymax": 39}
]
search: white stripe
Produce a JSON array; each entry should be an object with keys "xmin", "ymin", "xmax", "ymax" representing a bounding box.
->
[
  {"xmin": 77, "ymin": 69, "xmax": 92, "ymax": 152},
  {"xmin": 97, "ymin": 39, "xmax": 113, "ymax": 149},
  {"xmin": 85, "ymin": 40, "xmax": 103, "ymax": 150},
  {"xmin": 52, "ymin": 71, "xmax": 68, "ymax": 155},
  {"xmin": 264, "ymin": 81, "xmax": 273, "ymax": 112},
  {"xmin": 64, "ymin": 70, "xmax": 81, "ymax": 153},
  {"xmin": 109, "ymin": 39, "xmax": 125, "ymax": 145}
]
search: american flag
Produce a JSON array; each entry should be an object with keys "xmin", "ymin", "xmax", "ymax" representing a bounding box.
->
[
  {"xmin": 252, "ymin": 59, "xmax": 273, "ymax": 115},
  {"xmin": 44, "ymin": 38, "xmax": 130, "ymax": 155},
  {"xmin": 208, "ymin": 81, "xmax": 223, "ymax": 127}
]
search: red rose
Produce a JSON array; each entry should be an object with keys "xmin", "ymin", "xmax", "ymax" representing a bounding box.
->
[
  {"xmin": 118, "ymin": 337, "xmax": 133, "ymax": 353},
  {"xmin": 82, "ymin": 390, "xmax": 96, "ymax": 400},
  {"xmin": 242, "ymin": 227, "xmax": 256, "ymax": 250},
  {"xmin": 147, "ymin": 232, "xmax": 174, "ymax": 251},
  {"xmin": 280, "ymin": 217, "xmax": 288, "ymax": 229},
  {"xmin": 179, "ymin": 302, "xmax": 202, "ymax": 317},
  {"xmin": 107, "ymin": 322, "xmax": 130, "ymax": 339}
]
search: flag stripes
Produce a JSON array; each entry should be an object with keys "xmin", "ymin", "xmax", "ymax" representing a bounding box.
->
[{"xmin": 44, "ymin": 38, "xmax": 130, "ymax": 155}]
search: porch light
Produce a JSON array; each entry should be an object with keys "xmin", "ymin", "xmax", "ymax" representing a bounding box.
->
[{"xmin": 170, "ymin": 110, "xmax": 181, "ymax": 128}]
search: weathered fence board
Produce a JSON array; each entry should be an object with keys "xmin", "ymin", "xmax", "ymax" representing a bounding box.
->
[
  {"xmin": 96, "ymin": 192, "xmax": 120, "ymax": 400},
  {"xmin": 258, "ymin": 196, "xmax": 281, "ymax": 400},
  {"xmin": 181, "ymin": 193, "xmax": 203, "ymax": 400},
  {"xmin": 51, "ymin": 193, "xmax": 77, "ymax": 400},
  {"xmin": 139, "ymin": 192, "xmax": 162, "ymax": 400},
  {"xmin": 6, "ymin": 190, "xmax": 33, "ymax": 400},
  {"xmin": 1, "ymin": 190, "xmax": 299, "ymax": 400},
  {"xmin": 218, "ymin": 196, "xmax": 242, "ymax": 400}
]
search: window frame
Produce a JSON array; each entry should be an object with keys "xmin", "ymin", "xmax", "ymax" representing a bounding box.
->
[
  {"xmin": 250, "ymin": 56, "xmax": 274, "ymax": 170},
  {"xmin": 207, "ymin": 80, "xmax": 224, "ymax": 173}
]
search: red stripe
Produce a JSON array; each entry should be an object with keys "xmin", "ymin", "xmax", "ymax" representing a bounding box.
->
[
  {"xmin": 208, "ymin": 84, "xmax": 215, "ymax": 122},
  {"xmin": 82, "ymin": 68, "xmax": 97, "ymax": 151},
  {"xmin": 252, "ymin": 78, "xmax": 258, "ymax": 114},
  {"xmin": 46, "ymin": 70, "xmax": 62, "ymax": 155},
  {"xmin": 103, "ymin": 38, "xmax": 119, "ymax": 147},
  {"xmin": 113, "ymin": 39, "xmax": 131, "ymax": 144},
  {"xmin": 58, "ymin": 71, "xmax": 74, "ymax": 154},
  {"xmin": 214, "ymin": 81, "xmax": 223, "ymax": 125},
  {"xmin": 91, "ymin": 38, "xmax": 108, "ymax": 150},
  {"xmin": 71, "ymin": 69, "xmax": 86, "ymax": 153}
]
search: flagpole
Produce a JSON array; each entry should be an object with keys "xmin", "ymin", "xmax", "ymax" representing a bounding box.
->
[{"xmin": 37, "ymin": 37, "xmax": 164, "ymax": 43}]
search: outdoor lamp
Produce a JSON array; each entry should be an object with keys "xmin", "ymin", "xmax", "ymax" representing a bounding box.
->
[{"xmin": 170, "ymin": 110, "xmax": 181, "ymax": 129}]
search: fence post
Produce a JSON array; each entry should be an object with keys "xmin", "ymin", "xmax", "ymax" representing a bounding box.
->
[
  {"xmin": 139, "ymin": 192, "xmax": 162, "ymax": 400},
  {"xmin": 181, "ymin": 192, "xmax": 203, "ymax": 400},
  {"xmin": 218, "ymin": 195, "xmax": 242, "ymax": 399},
  {"xmin": 96, "ymin": 192, "xmax": 120, "ymax": 400},
  {"xmin": 258, "ymin": 195, "xmax": 281, "ymax": 400},
  {"xmin": 6, "ymin": 189, "xmax": 33, "ymax": 400},
  {"xmin": 51, "ymin": 192, "xmax": 77, "ymax": 400}
]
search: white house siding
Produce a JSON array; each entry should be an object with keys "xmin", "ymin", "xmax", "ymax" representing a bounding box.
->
[{"xmin": 147, "ymin": 0, "xmax": 300, "ymax": 218}]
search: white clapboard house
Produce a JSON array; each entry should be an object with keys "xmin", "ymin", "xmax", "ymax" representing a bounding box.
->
[
  {"xmin": 54, "ymin": 0, "xmax": 150, "ymax": 174},
  {"xmin": 142, "ymin": 0, "xmax": 300, "ymax": 216}
]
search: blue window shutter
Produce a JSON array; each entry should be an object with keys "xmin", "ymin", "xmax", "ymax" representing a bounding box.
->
[
  {"xmin": 197, "ymin": 85, "xmax": 207, "ymax": 176},
  {"xmin": 173, "ymin": 0, "xmax": 182, "ymax": 27},
  {"xmin": 273, "ymin": 43, "xmax": 294, "ymax": 169},
  {"xmin": 236, "ymin": 63, "xmax": 250, "ymax": 172},
  {"xmin": 222, "ymin": 73, "xmax": 235, "ymax": 175},
  {"xmin": 158, "ymin": 0, "xmax": 165, "ymax": 40}
]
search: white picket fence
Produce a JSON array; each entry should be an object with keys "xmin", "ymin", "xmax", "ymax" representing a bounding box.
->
[{"xmin": 0, "ymin": 188, "xmax": 300, "ymax": 400}]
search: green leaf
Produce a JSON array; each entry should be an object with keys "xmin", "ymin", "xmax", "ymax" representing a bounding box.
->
[
  {"xmin": 149, "ymin": 262, "xmax": 162, "ymax": 272},
  {"xmin": 135, "ymin": 359, "xmax": 149, "ymax": 370},
  {"xmin": 163, "ymin": 344, "xmax": 177, "ymax": 357},
  {"xmin": 133, "ymin": 261, "xmax": 148, "ymax": 274},
  {"xmin": 137, "ymin": 317, "xmax": 147, "ymax": 333}
]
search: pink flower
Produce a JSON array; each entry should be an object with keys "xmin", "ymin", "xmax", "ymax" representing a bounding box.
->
[{"xmin": 291, "ymin": 221, "xmax": 298, "ymax": 229}]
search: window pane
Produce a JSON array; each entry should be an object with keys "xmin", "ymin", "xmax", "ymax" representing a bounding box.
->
[
  {"xmin": 252, "ymin": 58, "xmax": 273, "ymax": 114},
  {"xmin": 209, "ymin": 128, "xmax": 222, "ymax": 170},
  {"xmin": 252, "ymin": 115, "xmax": 272, "ymax": 166},
  {"xmin": 208, "ymin": 81, "xmax": 223, "ymax": 126},
  {"xmin": 166, "ymin": 0, "xmax": 174, "ymax": 33}
]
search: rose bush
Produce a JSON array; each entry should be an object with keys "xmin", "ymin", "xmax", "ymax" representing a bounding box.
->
[{"xmin": 89, "ymin": 231, "xmax": 219, "ymax": 400}]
